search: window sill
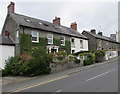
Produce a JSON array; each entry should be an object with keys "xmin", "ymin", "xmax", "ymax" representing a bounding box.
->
[
  {"xmin": 61, "ymin": 44, "xmax": 65, "ymax": 46},
  {"xmin": 32, "ymin": 41, "xmax": 39, "ymax": 43},
  {"xmin": 48, "ymin": 43, "xmax": 53, "ymax": 45}
]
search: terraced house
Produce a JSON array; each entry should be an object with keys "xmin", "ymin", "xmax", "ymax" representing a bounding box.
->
[
  {"xmin": 82, "ymin": 29, "xmax": 120, "ymax": 50},
  {"xmin": 2, "ymin": 2, "xmax": 88, "ymax": 55}
]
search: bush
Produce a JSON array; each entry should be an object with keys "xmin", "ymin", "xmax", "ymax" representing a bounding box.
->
[
  {"xmin": 68, "ymin": 55, "xmax": 75, "ymax": 62},
  {"xmin": 83, "ymin": 53, "xmax": 95, "ymax": 66},
  {"xmin": 2, "ymin": 56, "xmax": 22, "ymax": 76},
  {"xmin": 57, "ymin": 51, "xmax": 67, "ymax": 57},
  {"xmin": 52, "ymin": 51, "xmax": 67, "ymax": 61},
  {"xmin": 2, "ymin": 47, "xmax": 52, "ymax": 77},
  {"xmin": 91, "ymin": 50, "xmax": 105, "ymax": 63},
  {"xmin": 28, "ymin": 47, "xmax": 52, "ymax": 76}
]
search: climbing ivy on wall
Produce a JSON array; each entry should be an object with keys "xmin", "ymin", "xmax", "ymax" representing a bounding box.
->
[
  {"xmin": 20, "ymin": 34, "xmax": 71, "ymax": 54},
  {"xmin": 20, "ymin": 33, "xmax": 47, "ymax": 54},
  {"xmin": 53, "ymin": 38, "xmax": 61, "ymax": 46},
  {"xmin": 53, "ymin": 38, "xmax": 71, "ymax": 54},
  {"xmin": 32, "ymin": 38, "xmax": 48, "ymax": 48},
  {"xmin": 20, "ymin": 34, "xmax": 32, "ymax": 55},
  {"xmin": 64, "ymin": 40, "xmax": 71, "ymax": 54}
]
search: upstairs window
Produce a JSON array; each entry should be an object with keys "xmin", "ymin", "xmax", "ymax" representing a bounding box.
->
[
  {"xmin": 80, "ymin": 40, "xmax": 83, "ymax": 48},
  {"xmin": 71, "ymin": 38, "xmax": 75, "ymax": 47},
  {"xmin": 106, "ymin": 41, "xmax": 109, "ymax": 46},
  {"xmin": 60, "ymin": 36, "xmax": 65, "ymax": 46},
  {"xmin": 47, "ymin": 34, "xmax": 53, "ymax": 44},
  {"xmin": 32, "ymin": 31, "xmax": 39, "ymax": 43}
]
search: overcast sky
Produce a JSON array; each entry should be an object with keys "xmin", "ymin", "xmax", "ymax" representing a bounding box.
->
[{"xmin": 0, "ymin": 0, "xmax": 119, "ymax": 37}]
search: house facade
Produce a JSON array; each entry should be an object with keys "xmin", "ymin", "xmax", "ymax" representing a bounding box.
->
[
  {"xmin": 82, "ymin": 29, "xmax": 120, "ymax": 51},
  {"xmin": 2, "ymin": 2, "xmax": 88, "ymax": 55}
]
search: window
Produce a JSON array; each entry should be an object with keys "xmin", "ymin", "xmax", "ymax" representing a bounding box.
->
[
  {"xmin": 47, "ymin": 34, "xmax": 53, "ymax": 44},
  {"xmin": 80, "ymin": 40, "xmax": 83, "ymax": 48},
  {"xmin": 16, "ymin": 30, "xmax": 19, "ymax": 43},
  {"xmin": 71, "ymin": 38, "xmax": 75, "ymax": 47},
  {"xmin": 60, "ymin": 36, "xmax": 65, "ymax": 46},
  {"xmin": 39, "ymin": 22, "xmax": 42, "ymax": 25},
  {"xmin": 106, "ymin": 41, "xmax": 108, "ymax": 46},
  {"xmin": 32, "ymin": 31, "xmax": 39, "ymax": 43},
  {"xmin": 25, "ymin": 19, "xmax": 30, "ymax": 22}
]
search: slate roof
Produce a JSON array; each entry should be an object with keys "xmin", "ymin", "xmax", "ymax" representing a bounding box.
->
[
  {"xmin": 83, "ymin": 31, "xmax": 120, "ymax": 44},
  {"xmin": 0, "ymin": 35, "xmax": 15, "ymax": 46},
  {"xmin": 9, "ymin": 13, "xmax": 88, "ymax": 40}
]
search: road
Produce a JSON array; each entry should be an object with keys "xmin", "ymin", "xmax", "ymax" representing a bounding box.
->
[{"xmin": 3, "ymin": 57, "xmax": 119, "ymax": 93}]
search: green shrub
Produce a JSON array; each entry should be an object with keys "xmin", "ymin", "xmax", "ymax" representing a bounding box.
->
[
  {"xmin": 2, "ymin": 47, "xmax": 52, "ymax": 77},
  {"xmin": 83, "ymin": 53, "xmax": 95, "ymax": 66},
  {"xmin": 68, "ymin": 55, "xmax": 75, "ymax": 62},
  {"xmin": 57, "ymin": 51, "xmax": 67, "ymax": 57},
  {"xmin": 2, "ymin": 56, "xmax": 22, "ymax": 76},
  {"xmin": 20, "ymin": 34, "xmax": 32, "ymax": 55},
  {"xmin": 29, "ymin": 47, "xmax": 52, "ymax": 76},
  {"xmin": 91, "ymin": 50, "xmax": 105, "ymax": 62}
]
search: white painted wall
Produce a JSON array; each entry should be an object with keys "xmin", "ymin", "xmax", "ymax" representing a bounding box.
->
[
  {"xmin": 71, "ymin": 37, "xmax": 88, "ymax": 53},
  {"xmin": 105, "ymin": 51, "xmax": 118, "ymax": 60},
  {"xmin": 0, "ymin": 45, "xmax": 15, "ymax": 69}
]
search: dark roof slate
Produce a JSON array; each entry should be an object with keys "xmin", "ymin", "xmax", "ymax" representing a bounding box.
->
[
  {"xmin": 83, "ymin": 31, "xmax": 120, "ymax": 44},
  {"xmin": 0, "ymin": 35, "xmax": 15, "ymax": 46},
  {"xmin": 9, "ymin": 13, "xmax": 88, "ymax": 40}
]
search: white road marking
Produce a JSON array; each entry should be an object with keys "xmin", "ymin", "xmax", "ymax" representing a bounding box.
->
[
  {"xmin": 86, "ymin": 69, "xmax": 115, "ymax": 81},
  {"xmin": 56, "ymin": 90, "xmax": 62, "ymax": 92}
]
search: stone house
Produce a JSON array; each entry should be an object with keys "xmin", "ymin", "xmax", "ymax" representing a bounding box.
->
[
  {"xmin": 2, "ymin": 2, "xmax": 88, "ymax": 55},
  {"xmin": 82, "ymin": 29, "xmax": 120, "ymax": 50}
]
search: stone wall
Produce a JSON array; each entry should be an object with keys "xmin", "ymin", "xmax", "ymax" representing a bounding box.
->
[{"xmin": 50, "ymin": 61, "xmax": 82, "ymax": 73}]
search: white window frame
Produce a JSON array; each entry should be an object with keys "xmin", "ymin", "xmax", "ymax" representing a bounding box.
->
[
  {"xmin": 31, "ymin": 31, "xmax": 39, "ymax": 43},
  {"xmin": 80, "ymin": 40, "xmax": 83, "ymax": 48},
  {"xmin": 16, "ymin": 30, "xmax": 19, "ymax": 43},
  {"xmin": 47, "ymin": 34, "xmax": 53, "ymax": 44},
  {"xmin": 60, "ymin": 36, "xmax": 65, "ymax": 46}
]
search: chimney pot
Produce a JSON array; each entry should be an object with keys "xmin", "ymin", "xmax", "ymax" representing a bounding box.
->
[
  {"xmin": 3, "ymin": 31, "xmax": 9, "ymax": 37},
  {"xmin": 7, "ymin": 2, "xmax": 15, "ymax": 13},
  {"xmin": 98, "ymin": 31, "xmax": 103, "ymax": 36},
  {"xmin": 91, "ymin": 29, "xmax": 96, "ymax": 34},
  {"xmin": 53, "ymin": 17, "xmax": 61, "ymax": 25},
  {"xmin": 70, "ymin": 22, "xmax": 77, "ymax": 30}
]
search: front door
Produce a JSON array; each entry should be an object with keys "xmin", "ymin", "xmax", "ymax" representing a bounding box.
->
[{"xmin": 51, "ymin": 48, "xmax": 57, "ymax": 54}]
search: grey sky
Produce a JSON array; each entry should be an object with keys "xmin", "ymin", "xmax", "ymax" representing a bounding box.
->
[{"xmin": 0, "ymin": 0, "xmax": 118, "ymax": 37}]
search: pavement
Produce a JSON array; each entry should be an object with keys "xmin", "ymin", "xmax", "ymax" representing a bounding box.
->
[{"xmin": 2, "ymin": 56, "xmax": 119, "ymax": 91}]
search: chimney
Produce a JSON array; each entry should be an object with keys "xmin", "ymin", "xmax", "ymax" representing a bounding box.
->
[
  {"xmin": 70, "ymin": 22, "xmax": 77, "ymax": 30},
  {"xmin": 7, "ymin": 2, "xmax": 15, "ymax": 13},
  {"xmin": 3, "ymin": 31, "xmax": 10, "ymax": 37},
  {"xmin": 98, "ymin": 32, "xmax": 103, "ymax": 36},
  {"xmin": 91, "ymin": 29, "xmax": 96, "ymax": 34},
  {"xmin": 53, "ymin": 17, "xmax": 60, "ymax": 25}
]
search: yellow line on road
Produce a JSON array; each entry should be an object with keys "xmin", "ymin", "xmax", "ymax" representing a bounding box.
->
[{"xmin": 13, "ymin": 75, "xmax": 69, "ymax": 92}]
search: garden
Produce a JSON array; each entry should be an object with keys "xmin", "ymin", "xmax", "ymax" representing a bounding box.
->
[
  {"xmin": 2, "ymin": 49, "xmax": 105, "ymax": 77},
  {"xmin": 2, "ymin": 33, "xmax": 106, "ymax": 77}
]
